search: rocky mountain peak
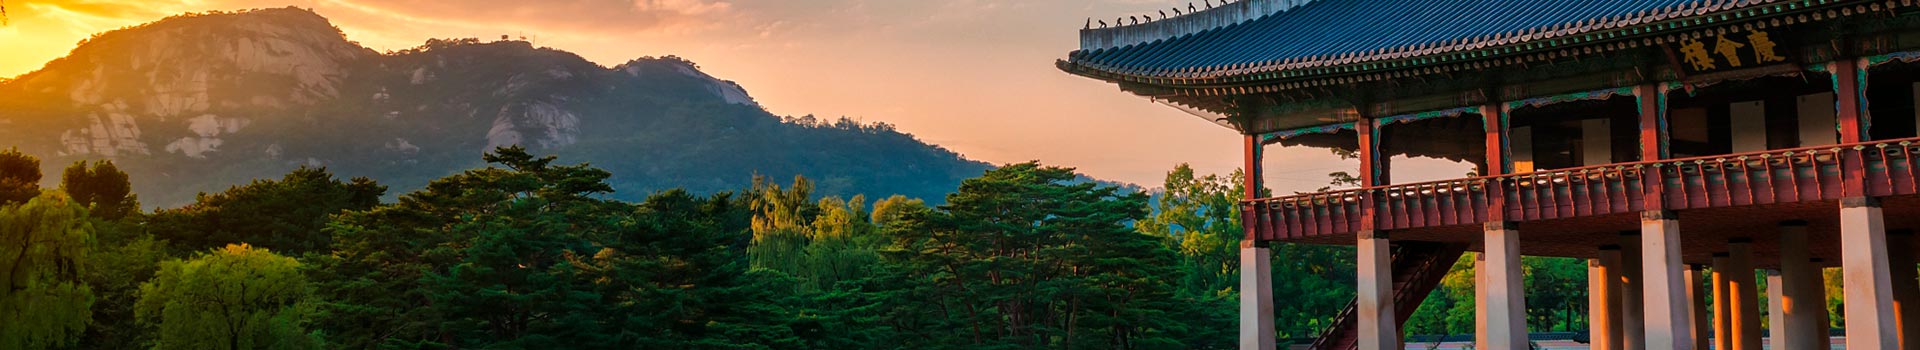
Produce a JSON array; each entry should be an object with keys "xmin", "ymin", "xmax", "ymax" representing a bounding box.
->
[{"xmin": 0, "ymin": 8, "xmax": 990, "ymax": 208}]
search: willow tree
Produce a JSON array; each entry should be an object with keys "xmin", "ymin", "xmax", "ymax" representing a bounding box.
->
[
  {"xmin": 136, "ymin": 244, "xmax": 318, "ymax": 350},
  {"xmin": 0, "ymin": 192, "xmax": 97, "ymax": 350}
]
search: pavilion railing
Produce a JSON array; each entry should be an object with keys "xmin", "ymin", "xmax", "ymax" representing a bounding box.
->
[{"xmin": 1243, "ymin": 137, "xmax": 1920, "ymax": 241}]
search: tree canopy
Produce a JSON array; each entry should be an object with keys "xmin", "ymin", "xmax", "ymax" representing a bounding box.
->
[
  {"xmin": 0, "ymin": 192, "xmax": 96, "ymax": 349},
  {"xmin": 136, "ymin": 244, "xmax": 318, "ymax": 350}
]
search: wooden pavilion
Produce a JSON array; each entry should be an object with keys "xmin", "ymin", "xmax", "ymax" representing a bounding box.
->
[{"xmin": 1061, "ymin": 0, "xmax": 1920, "ymax": 349}]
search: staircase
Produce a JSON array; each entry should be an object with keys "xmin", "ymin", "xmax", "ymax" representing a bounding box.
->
[{"xmin": 1307, "ymin": 241, "xmax": 1470, "ymax": 350}]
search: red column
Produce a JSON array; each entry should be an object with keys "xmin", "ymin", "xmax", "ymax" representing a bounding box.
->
[
  {"xmin": 1358, "ymin": 118, "xmax": 1389, "ymax": 186},
  {"xmin": 1356, "ymin": 117, "xmax": 1386, "ymax": 231},
  {"xmin": 1636, "ymin": 83, "xmax": 1668, "ymax": 211},
  {"xmin": 1836, "ymin": 58, "xmax": 1870, "ymax": 197},
  {"xmin": 1484, "ymin": 104, "xmax": 1508, "ymax": 223},
  {"xmin": 1837, "ymin": 58, "xmax": 1865, "ymax": 144},
  {"xmin": 1483, "ymin": 104, "xmax": 1507, "ymax": 176},
  {"xmin": 1635, "ymin": 84, "xmax": 1667, "ymax": 161},
  {"xmin": 1244, "ymin": 134, "xmax": 1264, "ymax": 241},
  {"xmin": 1244, "ymin": 134, "xmax": 1263, "ymax": 200}
]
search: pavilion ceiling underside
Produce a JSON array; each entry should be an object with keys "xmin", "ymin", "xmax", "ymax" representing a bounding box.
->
[
  {"xmin": 1276, "ymin": 117, "xmax": 1488, "ymax": 163},
  {"xmin": 1065, "ymin": 0, "xmax": 1872, "ymax": 86}
]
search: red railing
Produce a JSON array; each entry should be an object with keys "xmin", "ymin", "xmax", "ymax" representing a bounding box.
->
[{"xmin": 1243, "ymin": 137, "xmax": 1920, "ymax": 241}]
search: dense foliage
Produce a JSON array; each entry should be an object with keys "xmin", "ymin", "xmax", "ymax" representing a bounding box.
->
[
  {"xmin": 136, "ymin": 244, "xmax": 320, "ymax": 350},
  {"xmin": 0, "ymin": 148, "xmax": 1857, "ymax": 349},
  {"xmin": 0, "ymin": 192, "xmax": 96, "ymax": 349}
]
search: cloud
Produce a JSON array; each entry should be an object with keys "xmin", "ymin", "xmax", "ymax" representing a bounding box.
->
[
  {"xmin": 632, "ymin": 0, "xmax": 730, "ymax": 16},
  {"xmin": 24, "ymin": 0, "xmax": 184, "ymax": 20},
  {"xmin": 319, "ymin": 0, "xmax": 738, "ymax": 36}
]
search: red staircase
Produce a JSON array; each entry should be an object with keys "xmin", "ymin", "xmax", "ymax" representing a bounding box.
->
[{"xmin": 1307, "ymin": 241, "xmax": 1469, "ymax": 350}]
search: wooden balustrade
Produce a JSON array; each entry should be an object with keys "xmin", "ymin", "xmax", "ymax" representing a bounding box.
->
[{"xmin": 1243, "ymin": 137, "xmax": 1920, "ymax": 241}]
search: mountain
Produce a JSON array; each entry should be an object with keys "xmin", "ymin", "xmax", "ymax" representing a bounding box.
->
[{"xmin": 0, "ymin": 7, "xmax": 992, "ymax": 206}]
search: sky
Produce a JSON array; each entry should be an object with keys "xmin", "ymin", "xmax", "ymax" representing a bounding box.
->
[{"xmin": 0, "ymin": 0, "xmax": 1469, "ymax": 193}]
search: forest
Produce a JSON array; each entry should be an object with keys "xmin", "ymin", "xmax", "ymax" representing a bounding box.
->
[{"xmin": 0, "ymin": 145, "xmax": 1834, "ymax": 349}]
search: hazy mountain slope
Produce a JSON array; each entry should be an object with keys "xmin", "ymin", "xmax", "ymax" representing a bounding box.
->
[{"xmin": 0, "ymin": 7, "xmax": 991, "ymax": 206}]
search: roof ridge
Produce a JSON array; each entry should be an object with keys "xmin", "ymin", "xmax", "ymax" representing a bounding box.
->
[{"xmin": 1078, "ymin": 0, "xmax": 1312, "ymax": 51}]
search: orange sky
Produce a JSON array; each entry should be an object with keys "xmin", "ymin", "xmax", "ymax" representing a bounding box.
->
[{"xmin": 0, "ymin": 0, "xmax": 1469, "ymax": 192}]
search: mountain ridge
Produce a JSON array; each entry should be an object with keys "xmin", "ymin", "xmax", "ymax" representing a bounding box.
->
[{"xmin": 0, "ymin": 7, "xmax": 995, "ymax": 206}]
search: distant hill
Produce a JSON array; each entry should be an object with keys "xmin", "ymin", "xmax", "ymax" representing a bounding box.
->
[{"xmin": 0, "ymin": 7, "xmax": 993, "ymax": 207}]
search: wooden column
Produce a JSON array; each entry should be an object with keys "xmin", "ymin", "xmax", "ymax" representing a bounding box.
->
[
  {"xmin": 1836, "ymin": 58, "xmax": 1871, "ymax": 197},
  {"xmin": 1483, "ymin": 104, "xmax": 1508, "ymax": 223},
  {"xmin": 1636, "ymin": 84, "xmax": 1668, "ymax": 212},
  {"xmin": 1836, "ymin": 58, "xmax": 1866, "ymax": 144},
  {"xmin": 1635, "ymin": 83, "xmax": 1668, "ymax": 161},
  {"xmin": 1483, "ymin": 103, "xmax": 1507, "ymax": 176},
  {"xmin": 1244, "ymin": 135, "xmax": 1262, "ymax": 200},
  {"xmin": 1357, "ymin": 117, "xmax": 1389, "ymax": 186},
  {"xmin": 1842, "ymin": 196, "xmax": 1898, "ymax": 350}
]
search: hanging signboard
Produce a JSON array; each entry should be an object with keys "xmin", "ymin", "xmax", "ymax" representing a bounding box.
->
[{"xmin": 1669, "ymin": 30, "xmax": 1791, "ymax": 74}]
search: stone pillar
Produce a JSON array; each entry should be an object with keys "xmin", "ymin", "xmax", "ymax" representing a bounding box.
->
[
  {"xmin": 1592, "ymin": 247, "xmax": 1626, "ymax": 350},
  {"xmin": 1813, "ymin": 259, "xmax": 1834, "ymax": 350},
  {"xmin": 1239, "ymin": 241, "xmax": 1276, "ymax": 350},
  {"xmin": 1890, "ymin": 230, "xmax": 1920, "ymax": 350},
  {"xmin": 1712, "ymin": 254, "xmax": 1732, "ymax": 350},
  {"xmin": 1766, "ymin": 270, "xmax": 1784, "ymax": 350},
  {"xmin": 1727, "ymin": 239, "xmax": 1761, "ymax": 350},
  {"xmin": 1779, "ymin": 222, "xmax": 1825, "ymax": 350},
  {"xmin": 1621, "ymin": 232, "xmax": 1647, "ymax": 350},
  {"xmin": 1686, "ymin": 265, "xmax": 1710, "ymax": 350},
  {"xmin": 1641, "ymin": 211, "xmax": 1693, "ymax": 350},
  {"xmin": 1357, "ymin": 231, "xmax": 1397, "ymax": 350},
  {"xmin": 1475, "ymin": 252, "xmax": 1488, "ymax": 349},
  {"xmin": 1481, "ymin": 222, "xmax": 1527, "ymax": 350},
  {"xmin": 1841, "ymin": 197, "xmax": 1898, "ymax": 350}
]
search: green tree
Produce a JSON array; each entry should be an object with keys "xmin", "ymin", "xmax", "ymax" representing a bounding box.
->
[
  {"xmin": 1136, "ymin": 164, "xmax": 1243, "ymax": 348},
  {"xmin": 885, "ymin": 162, "xmax": 1184, "ymax": 349},
  {"xmin": 748, "ymin": 175, "xmax": 815, "ymax": 277},
  {"xmin": 77, "ymin": 232, "xmax": 171, "ymax": 349},
  {"xmin": 0, "ymin": 192, "xmax": 97, "ymax": 349},
  {"xmin": 60, "ymin": 160, "xmax": 138, "ymax": 219},
  {"xmin": 0, "ymin": 147, "xmax": 39, "ymax": 205},
  {"xmin": 1523, "ymin": 257, "xmax": 1588, "ymax": 331},
  {"xmin": 315, "ymin": 147, "xmax": 800, "ymax": 349},
  {"xmin": 801, "ymin": 195, "xmax": 884, "ymax": 292},
  {"xmin": 148, "ymin": 167, "xmax": 384, "ymax": 254},
  {"xmin": 136, "ymin": 244, "xmax": 318, "ymax": 350}
]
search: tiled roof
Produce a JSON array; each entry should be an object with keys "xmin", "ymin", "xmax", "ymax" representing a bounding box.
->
[{"xmin": 1066, "ymin": 0, "xmax": 1823, "ymax": 81}]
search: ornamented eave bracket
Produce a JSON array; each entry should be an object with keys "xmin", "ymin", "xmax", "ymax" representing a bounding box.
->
[
  {"xmin": 1504, "ymin": 87, "xmax": 1637, "ymax": 112},
  {"xmin": 1259, "ymin": 122, "xmax": 1355, "ymax": 144},
  {"xmin": 1259, "ymin": 105, "xmax": 1484, "ymax": 144}
]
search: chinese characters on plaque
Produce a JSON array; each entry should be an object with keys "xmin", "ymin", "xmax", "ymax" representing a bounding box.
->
[{"xmin": 1673, "ymin": 30, "xmax": 1788, "ymax": 74}]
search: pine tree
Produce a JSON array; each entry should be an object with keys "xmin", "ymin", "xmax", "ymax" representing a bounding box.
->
[
  {"xmin": 0, "ymin": 148, "xmax": 39, "ymax": 205},
  {"xmin": 60, "ymin": 160, "xmax": 137, "ymax": 219}
]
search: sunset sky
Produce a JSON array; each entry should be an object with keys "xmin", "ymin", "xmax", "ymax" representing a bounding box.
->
[{"xmin": 0, "ymin": 0, "xmax": 1467, "ymax": 192}]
